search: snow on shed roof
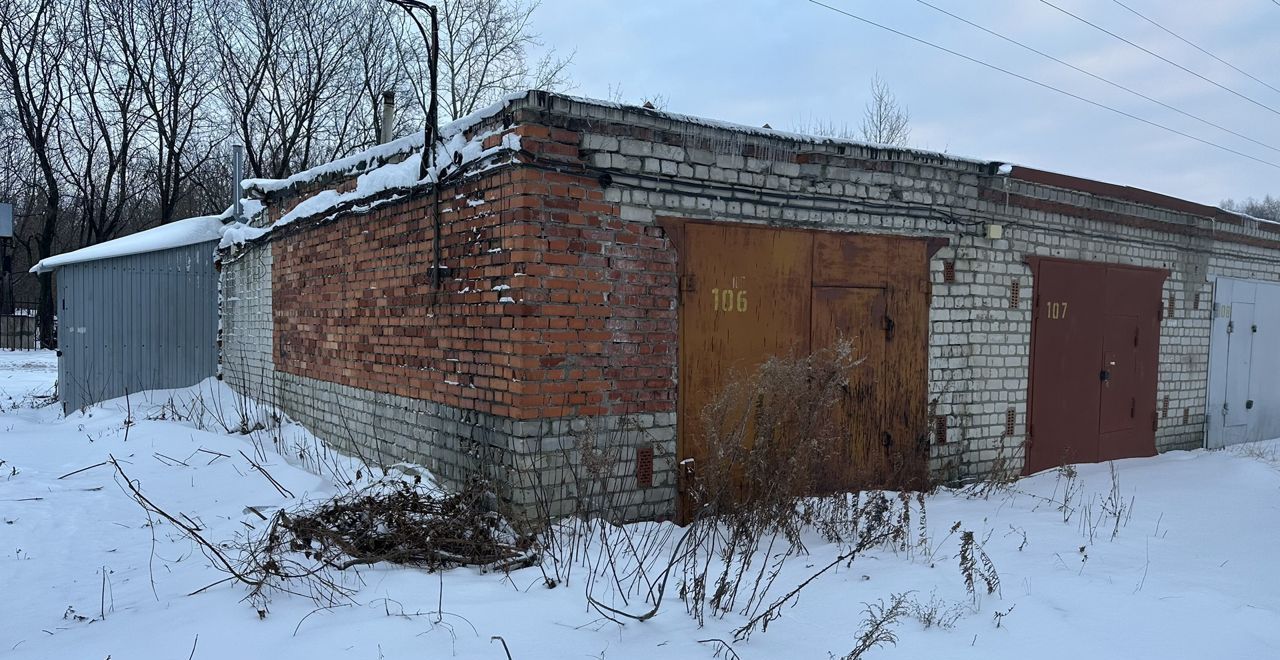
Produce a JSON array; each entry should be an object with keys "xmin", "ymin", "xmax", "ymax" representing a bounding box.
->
[{"xmin": 31, "ymin": 202, "xmax": 262, "ymax": 273}]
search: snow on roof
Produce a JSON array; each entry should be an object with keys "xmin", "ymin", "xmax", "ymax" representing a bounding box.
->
[
  {"xmin": 224, "ymin": 90, "xmax": 1007, "ymax": 254},
  {"xmin": 31, "ymin": 201, "xmax": 263, "ymax": 273},
  {"xmin": 224, "ymin": 92, "xmax": 529, "ymax": 251},
  {"xmin": 241, "ymin": 90, "xmax": 533, "ymax": 198},
  {"xmin": 543, "ymin": 91, "xmax": 1002, "ymax": 167},
  {"xmin": 224, "ymin": 89, "xmax": 1254, "ymax": 250},
  {"xmin": 1221, "ymin": 207, "xmax": 1280, "ymax": 227}
]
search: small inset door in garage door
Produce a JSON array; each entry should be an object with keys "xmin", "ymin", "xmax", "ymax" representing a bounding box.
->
[
  {"xmin": 1222, "ymin": 303, "xmax": 1254, "ymax": 434},
  {"xmin": 1026, "ymin": 258, "xmax": 1166, "ymax": 474},
  {"xmin": 811, "ymin": 286, "xmax": 889, "ymax": 487}
]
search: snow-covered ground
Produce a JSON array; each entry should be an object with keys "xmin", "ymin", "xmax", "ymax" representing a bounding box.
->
[
  {"xmin": 2, "ymin": 350, "xmax": 1279, "ymax": 659},
  {"xmin": 0, "ymin": 351, "xmax": 57, "ymax": 405}
]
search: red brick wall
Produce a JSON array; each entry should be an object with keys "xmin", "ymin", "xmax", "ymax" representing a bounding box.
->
[{"xmin": 271, "ymin": 125, "xmax": 677, "ymax": 420}]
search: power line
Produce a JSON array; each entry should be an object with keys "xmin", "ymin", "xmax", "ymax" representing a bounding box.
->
[
  {"xmin": 1109, "ymin": 0, "xmax": 1280, "ymax": 97},
  {"xmin": 801, "ymin": 0, "xmax": 1280, "ymax": 171},
  {"xmin": 911, "ymin": 0, "xmax": 1280, "ymax": 155},
  {"xmin": 1038, "ymin": 0, "xmax": 1280, "ymax": 118}
]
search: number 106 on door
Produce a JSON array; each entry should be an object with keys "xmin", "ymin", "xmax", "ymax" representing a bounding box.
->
[{"xmin": 711, "ymin": 288, "xmax": 748, "ymax": 312}]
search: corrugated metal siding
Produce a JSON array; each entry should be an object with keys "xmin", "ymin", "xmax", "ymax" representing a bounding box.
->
[{"xmin": 57, "ymin": 241, "xmax": 219, "ymax": 412}]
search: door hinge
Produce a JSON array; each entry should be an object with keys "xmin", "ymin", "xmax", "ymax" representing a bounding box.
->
[
  {"xmin": 1228, "ymin": 320, "xmax": 1234, "ymax": 334},
  {"xmin": 1130, "ymin": 398, "xmax": 1135, "ymax": 418},
  {"xmin": 679, "ymin": 274, "xmax": 697, "ymax": 292},
  {"xmin": 883, "ymin": 315, "xmax": 896, "ymax": 341},
  {"xmin": 1152, "ymin": 410, "xmax": 1158, "ymax": 431}
]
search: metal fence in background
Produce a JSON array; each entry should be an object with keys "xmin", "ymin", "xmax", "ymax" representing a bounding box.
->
[{"xmin": 0, "ymin": 311, "xmax": 38, "ymax": 350}]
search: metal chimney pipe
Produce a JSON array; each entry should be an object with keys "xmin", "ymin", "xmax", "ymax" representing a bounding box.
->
[
  {"xmin": 381, "ymin": 91, "xmax": 396, "ymax": 144},
  {"xmin": 230, "ymin": 142, "xmax": 244, "ymax": 222}
]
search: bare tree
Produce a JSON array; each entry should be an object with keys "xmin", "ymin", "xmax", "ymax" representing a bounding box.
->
[
  {"xmin": 790, "ymin": 77, "xmax": 910, "ymax": 146},
  {"xmin": 209, "ymin": 0, "xmax": 366, "ymax": 179},
  {"xmin": 1222, "ymin": 196, "xmax": 1280, "ymax": 222},
  {"xmin": 860, "ymin": 74, "xmax": 910, "ymax": 147},
  {"xmin": 791, "ymin": 115, "xmax": 857, "ymax": 139},
  {"xmin": 0, "ymin": 0, "xmax": 568, "ymax": 344},
  {"xmin": 0, "ymin": 0, "xmax": 73, "ymax": 346},
  {"xmin": 59, "ymin": 0, "xmax": 152, "ymax": 246},
  {"xmin": 106, "ymin": 0, "xmax": 221, "ymax": 225},
  {"xmin": 210, "ymin": 0, "xmax": 571, "ymax": 177},
  {"xmin": 605, "ymin": 83, "xmax": 668, "ymax": 110},
  {"xmin": 429, "ymin": 0, "xmax": 571, "ymax": 121}
]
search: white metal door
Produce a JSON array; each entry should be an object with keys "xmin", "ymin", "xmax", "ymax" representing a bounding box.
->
[{"xmin": 1206, "ymin": 277, "xmax": 1280, "ymax": 448}]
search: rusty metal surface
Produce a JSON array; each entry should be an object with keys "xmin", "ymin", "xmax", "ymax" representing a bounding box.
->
[
  {"xmin": 676, "ymin": 223, "xmax": 813, "ymax": 517},
  {"xmin": 812, "ymin": 286, "xmax": 887, "ymax": 488},
  {"xmin": 1027, "ymin": 259, "xmax": 1107, "ymax": 472},
  {"xmin": 1098, "ymin": 314, "xmax": 1139, "ymax": 435},
  {"xmin": 1027, "ymin": 258, "xmax": 1164, "ymax": 474},
  {"xmin": 813, "ymin": 232, "xmax": 900, "ymax": 287},
  {"xmin": 673, "ymin": 222, "xmax": 930, "ymax": 518},
  {"xmin": 1099, "ymin": 266, "xmax": 1164, "ymax": 463}
]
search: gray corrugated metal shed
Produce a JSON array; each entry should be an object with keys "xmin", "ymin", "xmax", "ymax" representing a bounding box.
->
[{"xmin": 34, "ymin": 218, "xmax": 222, "ymax": 412}]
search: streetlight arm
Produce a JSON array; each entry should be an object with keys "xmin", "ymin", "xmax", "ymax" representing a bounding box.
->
[{"xmin": 384, "ymin": 0, "xmax": 440, "ymax": 182}]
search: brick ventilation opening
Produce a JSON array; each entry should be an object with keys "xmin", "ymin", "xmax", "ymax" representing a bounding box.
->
[
  {"xmin": 636, "ymin": 445, "xmax": 654, "ymax": 489},
  {"xmin": 1162, "ymin": 395, "xmax": 1170, "ymax": 418},
  {"xmin": 943, "ymin": 261, "xmax": 956, "ymax": 284},
  {"xmin": 935, "ymin": 415, "xmax": 948, "ymax": 444},
  {"xmin": 1005, "ymin": 408, "xmax": 1017, "ymax": 436},
  {"xmin": 1193, "ymin": 292, "xmax": 1201, "ymax": 310},
  {"xmin": 1182, "ymin": 407, "xmax": 1190, "ymax": 425},
  {"xmin": 1010, "ymin": 279, "xmax": 1021, "ymax": 308},
  {"xmin": 1167, "ymin": 293, "xmax": 1176, "ymax": 319}
]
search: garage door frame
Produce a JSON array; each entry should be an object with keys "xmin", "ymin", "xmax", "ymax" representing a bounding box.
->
[
  {"xmin": 1024, "ymin": 256, "xmax": 1167, "ymax": 475},
  {"xmin": 659, "ymin": 217, "xmax": 946, "ymax": 519}
]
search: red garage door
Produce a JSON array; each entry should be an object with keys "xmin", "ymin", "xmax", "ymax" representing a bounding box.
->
[{"xmin": 1026, "ymin": 258, "xmax": 1166, "ymax": 474}]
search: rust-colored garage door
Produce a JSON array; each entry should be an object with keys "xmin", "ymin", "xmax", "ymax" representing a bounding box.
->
[
  {"xmin": 1026, "ymin": 258, "xmax": 1166, "ymax": 474},
  {"xmin": 669, "ymin": 221, "xmax": 931, "ymax": 518}
]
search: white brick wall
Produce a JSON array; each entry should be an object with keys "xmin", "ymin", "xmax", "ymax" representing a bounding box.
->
[
  {"xmin": 220, "ymin": 243, "xmax": 275, "ymax": 404},
  {"xmin": 539, "ymin": 94, "xmax": 1280, "ymax": 483}
]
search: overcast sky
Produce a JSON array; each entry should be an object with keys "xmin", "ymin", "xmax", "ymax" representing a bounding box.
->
[{"xmin": 529, "ymin": 0, "xmax": 1280, "ymax": 206}]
